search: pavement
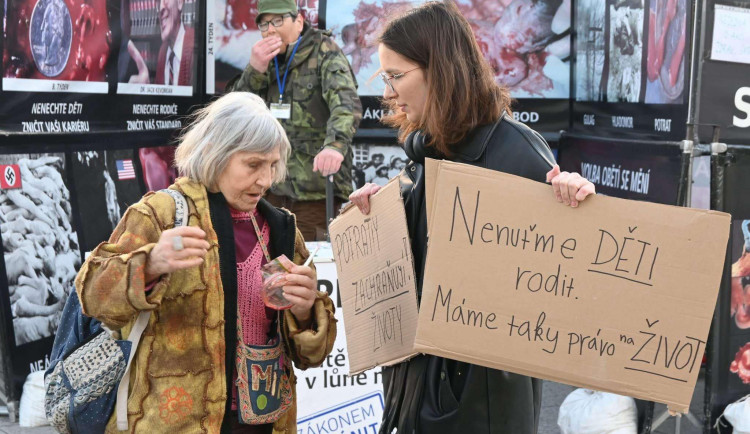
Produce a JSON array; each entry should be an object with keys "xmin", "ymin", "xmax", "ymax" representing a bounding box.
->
[
  {"xmin": 0, "ymin": 419, "xmax": 52, "ymax": 434},
  {"xmin": 0, "ymin": 376, "xmax": 707, "ymax": 434}
]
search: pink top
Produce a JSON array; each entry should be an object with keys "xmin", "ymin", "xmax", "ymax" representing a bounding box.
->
[
  {"xmin": 230, "ymin": 207, "xmax": 274, "ymax": 413},
  {"xmin": 231, "ymin": 207, "xmax": 273, "ymax": 345}
]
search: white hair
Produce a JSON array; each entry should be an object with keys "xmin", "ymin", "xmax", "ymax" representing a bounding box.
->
[{"xmin": 174, "ymin": 92, "xmax": 291, "ymax": 189}]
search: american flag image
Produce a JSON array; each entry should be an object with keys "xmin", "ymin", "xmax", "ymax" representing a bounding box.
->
[{"xmin": 116, "ymin": 159, "xmax": 136, "ymax": 180}]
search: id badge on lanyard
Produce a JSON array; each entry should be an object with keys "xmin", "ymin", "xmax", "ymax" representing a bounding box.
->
[
  {"xmin": 270, "ymin": 102, "xmax": 291, "ymax": 119},
  {"xmin": 272, "ymin": 38, "xmax": 301, "ymax": 121}
]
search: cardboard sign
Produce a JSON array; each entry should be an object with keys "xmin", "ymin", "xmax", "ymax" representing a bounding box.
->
[
  {"xmin": 330, "ymin": 180, "xmax": 419, "ymax": 374},
  {"xmin": 415, "ymin": 159, "xmax": 730, "ymax": 413}
]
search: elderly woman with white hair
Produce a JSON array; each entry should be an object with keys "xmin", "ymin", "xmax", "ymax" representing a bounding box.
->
[{"xmin": 75, "ymin": 92, "xmax": 336, "ymax": 434}]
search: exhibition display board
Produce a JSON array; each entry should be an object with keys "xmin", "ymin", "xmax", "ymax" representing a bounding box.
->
[
  {"xmin": 696, "ymin": 1, "xmax": 750, "ymax": 145},
  {"xmin": 0, "ymin": 2, "xmax": 572, "ymax": 408},
  {"xmin": 557, "ymin": 134, "xmax": 683, "ymax": 205},
  {"xmin": 707, "ymin": 145, "xmax": 750, "ymax": 432},
  {"xmin": 1, "ymin": 0, "xmax": 204, "ymax": 133},
  {"xmin": 205, "ymin": 0, "xmax": 571, "ymax": 134},
  {"xmin": 1, "ymin": 0, "xmax": 750, "ymax": 428},
  {"xmin": 571, "ymin": 0, "xmax": 691, "ymax": 141},
  {"xmin": 0, "ymin": 130, "xmax": 174, "ymax": 408}
]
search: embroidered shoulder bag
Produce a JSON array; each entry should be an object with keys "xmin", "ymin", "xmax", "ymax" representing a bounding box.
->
[{"xmin": 235, "ymin": 214, "xmax": 293, "ymax": 424}]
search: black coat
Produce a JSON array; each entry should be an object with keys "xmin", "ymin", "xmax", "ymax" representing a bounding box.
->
[{"xmin": 381, "ymin": 113, "xmax": 555, "ymax": 434}]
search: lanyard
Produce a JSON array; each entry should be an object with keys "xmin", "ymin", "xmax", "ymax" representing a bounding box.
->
[
  {"xmin": 250, "ymin": 213, "xmax": 272, "ymax": 263},
  {"xmin": 273, "ymin": 37, "xmax": 302, "ymax": 104}
]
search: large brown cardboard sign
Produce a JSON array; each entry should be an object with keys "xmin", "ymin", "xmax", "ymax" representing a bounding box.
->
[
  {"xmin": 330, "ymin": 179, "xmax": 419, "ymax": 374},
  {"xmin": 415, "ymin": 160, "xmax": 730, "ymax": 413}
]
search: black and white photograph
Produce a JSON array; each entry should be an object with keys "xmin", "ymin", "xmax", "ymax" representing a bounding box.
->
[
  {"xmin": 575, "ymin": 0, "xmax": 606, "ymax": 101},
  {"xmin": 351, "ymin": 144, "xmax": 407, "ymax": 189},
  {"xmin": 607, "ymin": 0, "xmax": 644, "ymax": 103},
  {"xmin": 72, "ymin": 149, "xmax": 144, "ymax": 253},
  {"xmin": 0, "ymin": 153, "xmax": 81, "ymax": 346}
]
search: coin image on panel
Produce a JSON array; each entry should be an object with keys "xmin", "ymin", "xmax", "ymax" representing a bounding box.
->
[{"xmin": 29, "ymin": 0, "xmax": 73, "ymax": 77}]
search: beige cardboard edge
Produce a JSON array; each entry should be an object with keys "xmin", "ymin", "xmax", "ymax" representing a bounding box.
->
[
  {"xmin": 335, "ymin": 177, "xmax": 401, "ymax": 220},
  {"xmin": 339, "ymin": 201, "xmax": 356, "ymax": 215},
  {"xmin": 436, "ymin": 159, "xmax": 732, "ymax": 220},
  {"xmin": 425, "ymin": 158, "xmax": 441, "ymax": 235}
]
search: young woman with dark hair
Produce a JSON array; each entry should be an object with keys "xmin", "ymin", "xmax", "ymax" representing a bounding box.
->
[{"xmin": 348, "ymin": 2, "xmax": 595, "ymax": 433}]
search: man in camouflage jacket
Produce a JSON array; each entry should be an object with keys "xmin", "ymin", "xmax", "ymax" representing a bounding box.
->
[{"xmin": 230, "ymin": 0, "xmax": 362, "ymax": 240}]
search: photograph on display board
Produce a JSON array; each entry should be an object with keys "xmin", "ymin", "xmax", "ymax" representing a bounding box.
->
[
  {"xmin": 0, "ymin": 154, "xmax": 81, "ymax": 346},
  {"xmin": 326, "ymin": 0, "xmax": 416, "ymax": 96},
  {"xmin": 72, "ymin": 149, "xmax": 144, "ymax": 253},
  {"xmin": 2, "ymin": 0, "xmax": 111, "ymax": 93},
  {"xmin": 116, "ymin": 0, "xmax": 199, "ymax": 95},
  {"xmin": 327, "ymin": 0, "xmax": 570, "ymax": 98},
  {"xmin": 575, "ymin": 0, "xmax": 606, "ymax": 101},
  {"xmin": 644, "ymin": 0, "xmax": 687, "ymax": 104},
  {"xmin": 607, "ymin": 0, "xmax": 644, "ymax": 103},
  {"xmin": 729, "ymin": 334, "xmax": 750, "ymax": 389},
  {"xmin": 731, "ymin": 220, "xmax": 750, "ymax": 331},
  {"xmin": 138, "ymin": 145, "xmax": 178, "ymax": 191},
  {"xmin": 730, "ymin": 220, "xmax": 750, "ymax": 391},
  {"xmin": 208, "ymin": 0, "xmax": 319, "ymax": 93},
  {"xmin": 351, "ymin": 144, "xmax": 406, "ymax": 189},
  {"xmin": 457, "ymin": 0, "xmax": 570, "ymax": 98}
]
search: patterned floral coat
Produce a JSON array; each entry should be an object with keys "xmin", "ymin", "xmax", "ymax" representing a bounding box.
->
[{"xmin": 75, "ymin": 178, "xmax": 336, "ymax": 433}]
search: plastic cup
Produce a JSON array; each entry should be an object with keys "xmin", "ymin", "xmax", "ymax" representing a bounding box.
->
[{"xmin": 261, "ymin": 255, "xmax": 295, "ymax": 310}]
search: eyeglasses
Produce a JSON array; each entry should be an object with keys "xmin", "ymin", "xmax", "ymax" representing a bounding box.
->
[
  {"xmin": 258, "ymin": 13, "xmax": 293, "ymax": 31},
  {"xmin": 379, "ymin": 67, "xmax": 420, "ymax": 93}
]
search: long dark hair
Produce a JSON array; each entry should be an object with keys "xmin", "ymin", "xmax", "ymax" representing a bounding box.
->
[{"xmin": 379, "ymin": 1, "xmax": 511, "ymax": 155}]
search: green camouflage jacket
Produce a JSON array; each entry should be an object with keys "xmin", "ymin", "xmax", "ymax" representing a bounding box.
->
[{"xmin": 230, "ymin": 23, "xmax": 362, "ymax": 201}]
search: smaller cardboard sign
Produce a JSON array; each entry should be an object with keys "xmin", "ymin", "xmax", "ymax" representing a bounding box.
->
[
  {"xmin": 329, "ymin": 179, "xmax": 419, "ymax": 374},
  {"xmin": 0, "ymin": 165, "xmax": 21, "ymax": 190},
  {"xmin": 417, "ymin": 159, "xmax": 731, "ymax": 413}
]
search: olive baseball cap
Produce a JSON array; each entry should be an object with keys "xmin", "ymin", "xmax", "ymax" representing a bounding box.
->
[{"xmin": 256, "ymin": 0, "xmax": 298, "ymax": 23}]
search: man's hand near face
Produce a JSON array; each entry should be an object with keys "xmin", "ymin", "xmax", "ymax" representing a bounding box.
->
[{"xmin": 250, "ymin": 36, "xmax": 283, "ymax": 72}]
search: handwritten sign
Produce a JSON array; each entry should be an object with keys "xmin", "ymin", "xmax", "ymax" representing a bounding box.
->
[
  {"xmin": 711, "ymin": 4, "xmax": 750, "ymax": 65},
  {"xmin": 330, "ymin": 179, "xmax": 419, "ymax": 374},
  {"xmin": 415, "ymin": 159, "xmax": 730, "ymax": 413}
]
